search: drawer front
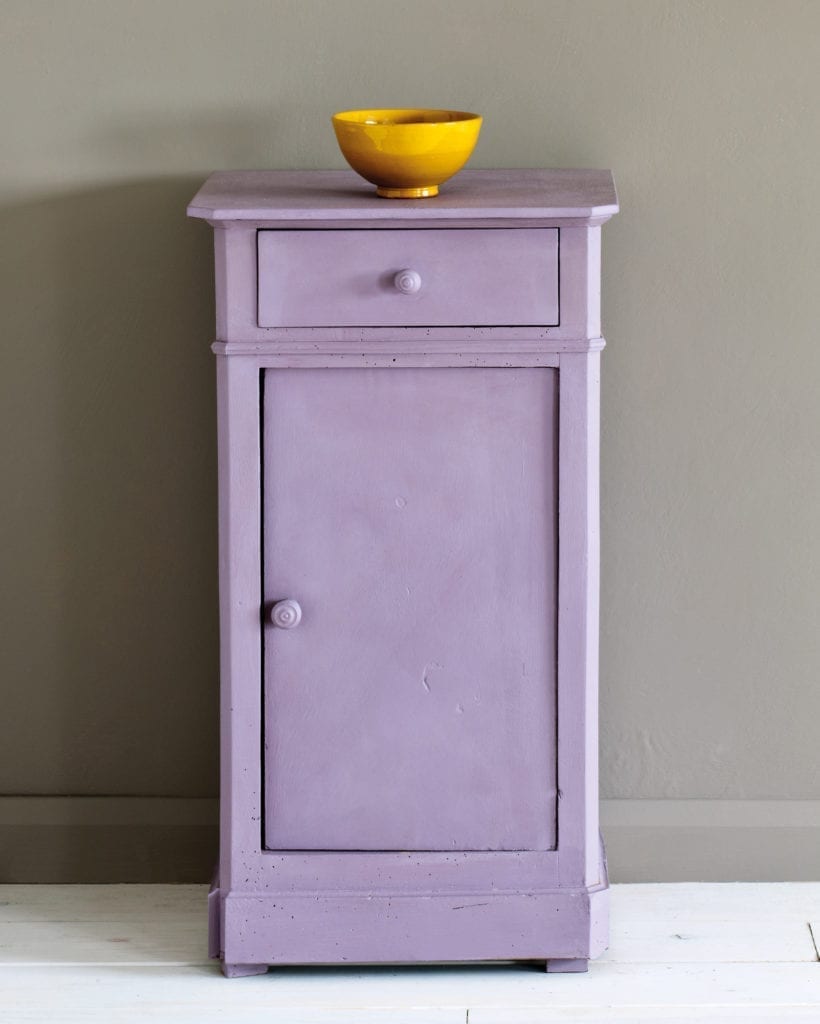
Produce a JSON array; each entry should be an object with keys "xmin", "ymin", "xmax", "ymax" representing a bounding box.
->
[{"xmin": 257, "ymin": 228, "xmax": 559, "ymax": 328}]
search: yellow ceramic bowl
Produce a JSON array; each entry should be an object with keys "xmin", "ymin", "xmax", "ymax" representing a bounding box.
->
[{"xmin": 331, "ymin": 108, "xmax": 482, "ymax": 199}]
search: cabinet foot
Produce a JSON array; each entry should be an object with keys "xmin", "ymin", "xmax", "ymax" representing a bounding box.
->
[
  {"xmin": 546, "ymin": 958, "xmax": 589, "ymax": 973},
  {"xmin": 222, "ymin": 962, "xmax": 268, "ymax": 978}
]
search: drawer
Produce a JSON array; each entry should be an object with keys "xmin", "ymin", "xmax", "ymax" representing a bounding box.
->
[{"xmin": 257, "ymin": 228, "xmax": 559, "ymax": 328}]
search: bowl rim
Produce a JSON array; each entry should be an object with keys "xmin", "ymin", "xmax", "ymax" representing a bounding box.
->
[{"xmin": 332, "ymin": 108, "xmax": 482, "ymax": 127}]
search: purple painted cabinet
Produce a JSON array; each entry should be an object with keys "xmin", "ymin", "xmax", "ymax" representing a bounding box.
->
[{"xmin": 188, "ymin": 169, "xmax": 618, "ymax": 977}]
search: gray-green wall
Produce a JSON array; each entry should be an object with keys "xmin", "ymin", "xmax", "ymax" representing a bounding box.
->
[{"xmin": 2, "ymin": 0, "xmax": 819, "ymax": 882}]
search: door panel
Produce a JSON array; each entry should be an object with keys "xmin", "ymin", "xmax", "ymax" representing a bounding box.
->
[{"xmin": 262, "ymin": 367, "xmax": 557, "ymax": 851}]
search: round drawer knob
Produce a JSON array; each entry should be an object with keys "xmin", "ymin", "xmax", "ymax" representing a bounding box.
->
[
  {"xmin": 394, "ymin": 269, "xmax": 422, "ymax": 294},
  {"xmin": 270, "ymin": 599, "xmax": 302, "ymax": 629}
]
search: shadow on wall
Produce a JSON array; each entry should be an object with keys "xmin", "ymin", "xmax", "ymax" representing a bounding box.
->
[{"xmin": 0, "ymin": 178, "xmax": 219, "ymax": 879}]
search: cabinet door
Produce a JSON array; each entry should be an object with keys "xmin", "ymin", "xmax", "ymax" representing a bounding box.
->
[{"xmin": 262, "ymin": 367, "xmax": 557, "ymax": 852}]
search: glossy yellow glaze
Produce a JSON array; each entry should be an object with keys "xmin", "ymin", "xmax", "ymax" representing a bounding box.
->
[{"xmin": 332, "ymin": 109, "xmax": 482, "ymax": 198}]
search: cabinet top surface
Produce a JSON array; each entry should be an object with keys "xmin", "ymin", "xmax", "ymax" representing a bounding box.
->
[{"xmin": 187, "ymin": 168, "xmax": 618, "ymax": 224}]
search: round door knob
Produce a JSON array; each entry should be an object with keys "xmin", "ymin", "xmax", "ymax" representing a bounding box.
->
[
  {"xmin": 394, "ymin": 269, "xmax": 422, "ymax": 294},
  {"xmin": 270, "ymin": 599, "xmax": 302, "ymax": 629}
]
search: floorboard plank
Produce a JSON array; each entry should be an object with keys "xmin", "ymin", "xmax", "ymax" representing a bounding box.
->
[
  {"xmin": 470, "ymin": 1013, "xmax": 820, "ymax": 1023},
  {"xmin": 0, "ymin": 885, "xmax": 819, "ymax": 1022},
  {"xmin": 1, "ymin": 963, "xmax": 819, "ymax": 1020},
  {"xmin": 0, "ymin": 884, "xmax": 204, "ymax": 923},
  {"xmin": 0, "ymin": 921, "xmax": 208, "ymax": 965},
  {"xmin": 610, "ymin": 883, "xmax": 820, "ymax": 919},
  {"xmin": 602, "ymin": 917, "xmax": 815, "ymax": 963}
]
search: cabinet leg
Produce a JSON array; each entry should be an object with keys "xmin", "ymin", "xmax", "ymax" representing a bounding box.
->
[
  {"xmin": 222, "ymin": 962, "xmax": 268, "ymax": 978},
  {"xmin": 546, "ymin": 958, "xmax": 589, "ymax": 973}
]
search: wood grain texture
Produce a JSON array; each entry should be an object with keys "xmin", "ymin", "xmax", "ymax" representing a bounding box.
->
[
  {"xmin": 4, "ymin": 965, "xmax": 820, "ymax": 1023},
  {"xmin": 1, "ymin": 884, "xmax": 817, "ymax": 1021}
]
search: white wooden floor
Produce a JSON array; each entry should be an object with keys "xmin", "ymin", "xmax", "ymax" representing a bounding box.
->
[{"xmin": 0, "ymin": 884, "xmax": 818, "ymax": 1022}]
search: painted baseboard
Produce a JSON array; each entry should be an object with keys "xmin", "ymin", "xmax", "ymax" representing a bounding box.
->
[
  {"xmin": 0, "ymin": 797, "xmax": 817, "ymax": 883},
  {"xmin": 0, "ymin": 797, "xmax": 218, "ymax": 883},
  {"xmin": 601, "ymin": 799, "xmax": 820, "ymax": 882}
]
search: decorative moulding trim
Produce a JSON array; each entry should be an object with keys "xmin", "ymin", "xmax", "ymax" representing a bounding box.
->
[
  {"xmin": 205, "ymin": 216, "xmax": 616, "ymax": 230},
  {"xmin": 211, "ymin": 332, "xmax": 606, "ymax": 347},
  {"xmin": 210, "ymin": 337, "xmax": 606, "ymax": 359},
  {"xmin": 210, "ymin": 348, "xmax": 563, "ymax": 368}
]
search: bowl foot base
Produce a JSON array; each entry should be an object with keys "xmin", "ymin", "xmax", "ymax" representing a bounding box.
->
[{"xmin": 376, "ymin": 185, "xmax": 439, "ymax": 199}]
